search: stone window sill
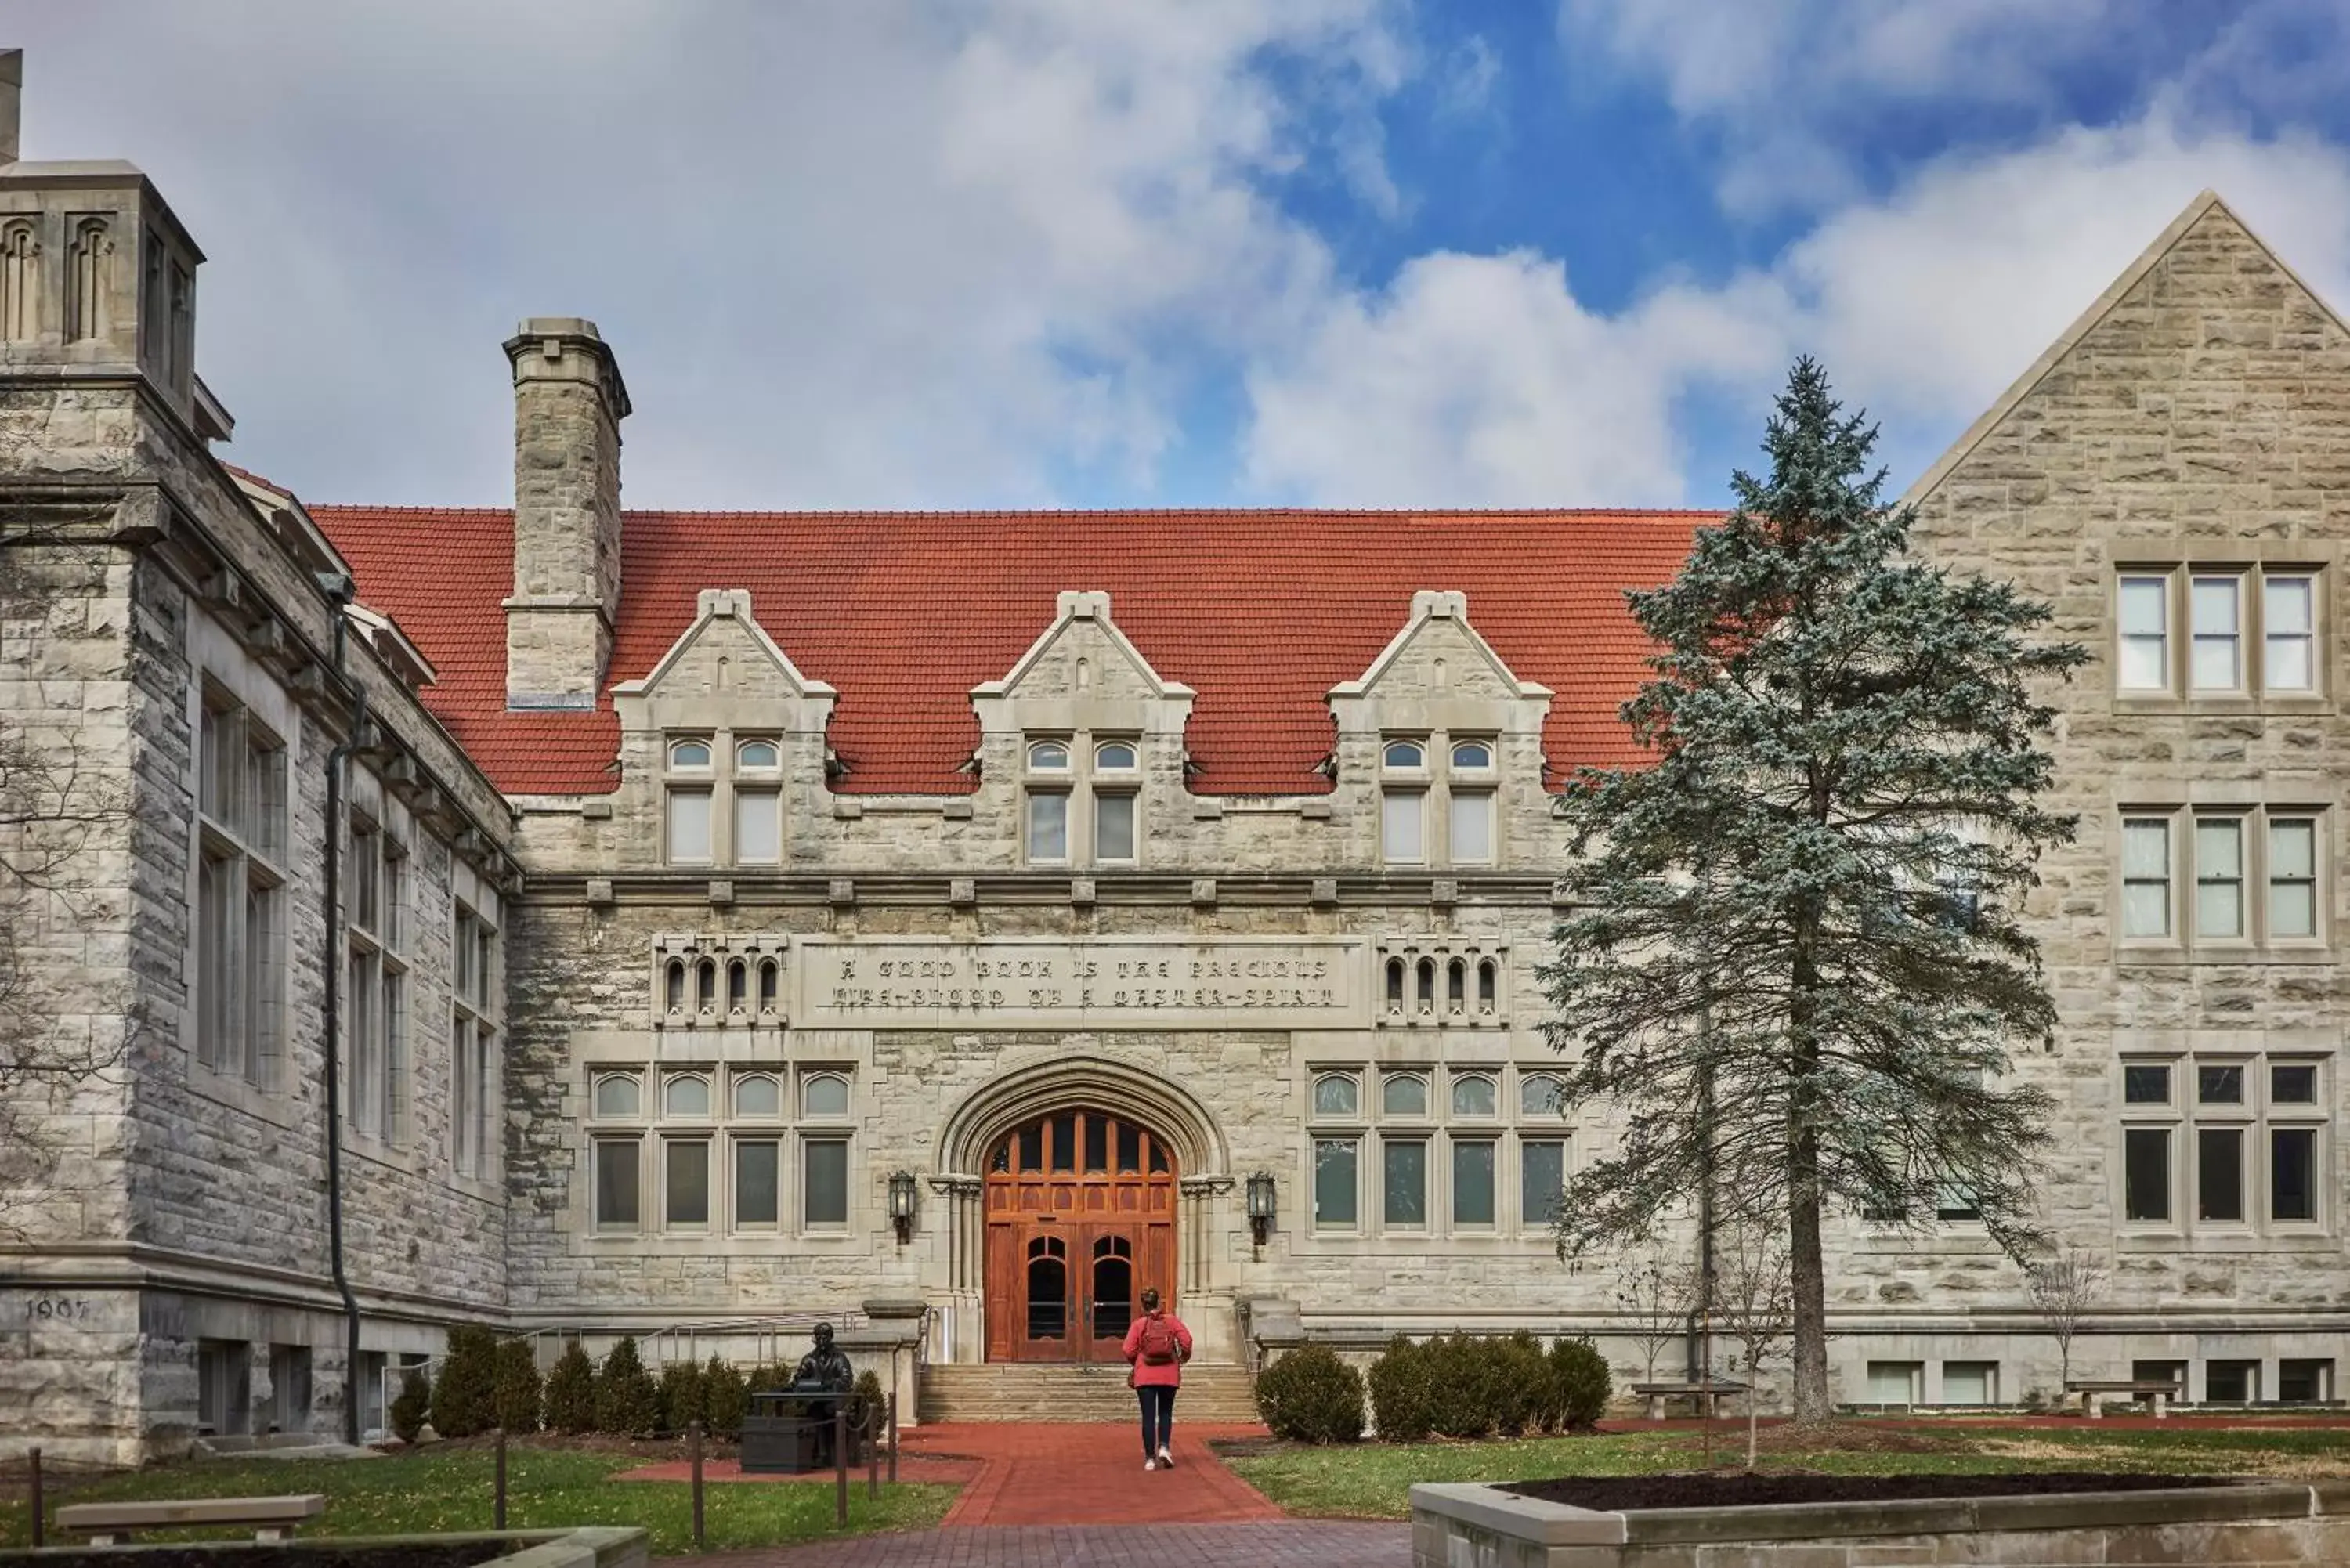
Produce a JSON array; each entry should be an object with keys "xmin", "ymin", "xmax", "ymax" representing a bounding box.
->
[
  {"xmin": 2116, "ymin": 1231, "xmax": 2336, "ymax": 1253},
  {"xmin": 184, "ymin": 1060, "xmax": 298, "ymax": 1129}
]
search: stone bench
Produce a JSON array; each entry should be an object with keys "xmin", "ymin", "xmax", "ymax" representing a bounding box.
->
[
  {"xmin": 2066, "ymin": 1378, "xmax": 2180, "ymax": 1419},
  {"xmin": 1629, "ymin": 1380, "xmax": 1748, "ymax": 1421},
  {"xmin": 56, "ymin": 1494, "xmax": 327, "ymax": 1545}
]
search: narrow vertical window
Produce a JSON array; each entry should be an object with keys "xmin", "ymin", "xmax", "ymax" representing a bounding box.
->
[
  {"xmin": 2196, "ymin": 1127, "xmax": 2245, "ymax": 1223},
  {"xmin": 2272, "ymin": 1128, "xmax": 2318, "ymax": 1223},
  {"xmin": 2120, "ymin": 818, "xmax": 2172, "ymax": 938},
  {"xmin": 2268, "ymin": 817, "xmax": 2318, "ymax": 939},
  {"xmin": 668, "ymin": 791, "xmax": 712, "ymax": 864},
  {"xmin": 2194, "ymin": 818, "xmax": 2244, "ymax": 938},
  {"xmin": 1452, "ymin": 1140, "xmax": 1496, "ymax": 1227},
  {"xmin": 1382, "ymin": 792, "xmax": 1425, "ymax": 864},
  {"xmin": 1028, "ymin": 791, "xmax": 1068, "ymax": 863},
  {"xmin": 665, "ymin": 1140, "xmax": 711, "ymax": 1228},
  {"xmin": 2117, "ymin": 575, "xmax": 2171, "ymax": 691},
  {"xmin": 2124, "ymin": 1128, "xmax": 2171, "ymax": 1222},
  {"xmin": 735, "ymin": 1140, "xmax": 780, "ymax": 1228},
  {"xmin": 1094, "ymin": 792, "xmax": 1136, "ymax": 862},
  {"xmin": 1449, "ymin": 791, "xmax": 1494, "ymax": 865},
  {"xmin": 2264, "ymin": 575, "xmax": 2316, "ymax": 692},
  {"xmin": 1382, "ymin": 1140, "xmax": 1427, "ymax": 1227},
  {"xmin": 802, "ymin": 1140, "xmax": 850, "ymax": 1227},
  {"xmin": 733, "ymin": 791, "xmax": 780, "ymax": 865},
  {"xmin": 2189, "ymin": 574, "xmax": 2242, "ymax": 690},
  {"xmin": 595, "ymin": 1140, "xmax": 642, "ymax": 1230},
  {"xmin": 1313, "ymin": 1138, "xmax": 1359, "ymax": 1230},
  {"xmin": 1521, "ymin": 1139, "xmax": 1565, "ymax": 1228}
]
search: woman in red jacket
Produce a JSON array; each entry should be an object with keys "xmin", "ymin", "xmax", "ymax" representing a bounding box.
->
[{"xmin": 1121, "ymin": 1287, "xmax": 1193, "ymax": 1470}]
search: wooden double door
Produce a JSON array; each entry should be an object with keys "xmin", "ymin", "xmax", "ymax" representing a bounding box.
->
[{"xmin": 983, "ymin": 1108, "xmax": 1177, "ymax": 1362}]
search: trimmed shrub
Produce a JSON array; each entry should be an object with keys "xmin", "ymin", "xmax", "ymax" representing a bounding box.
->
[
  {"xmin": 657, "ymin": 1358, "xmax": 706, "ymax": 1434},
  {"xmin": 1493, "ymin": 1332, "xmax": 1551, "ymax": 1437},
  {"xmin": 1549, "ymin": 1337, "xmax": 1612, "ymax": 1431},
  {"xmin": 701, "ymin": 1356, "xmax": 748, "ymax": 1437},
  {"xmin": 494, "ymin": 1339, "xmax": 543, "ymax": 1434},
  {"xmin": 1422, "ymin": 1335, "xmax": 1500, "ymax": 1440},
  {"xmin": 544, "ymin": 1341, "xmax": 596, "ymax": 1433},
  {"xmin": 595, "ymin": 1336, "xmax": 661, "ymax": 1436},
  {"xmin": 1367, "ymin": 1335, "xmax": 1436, "ymax": 1442},
  {"xmin": 431, "ymin": 1325, "xmax": 499, "ymax": 1438},
  {"xmin": 1253, "ymin": 1344, "xmax": 1365, "ymax": 1444},
  {"xmin": 848, "ymin": 1368, "xmax": 888, "ymax": 1435},
  {"xmin": 389, "ymin": 1367, "xmax": 431, "ymax": 1444}
]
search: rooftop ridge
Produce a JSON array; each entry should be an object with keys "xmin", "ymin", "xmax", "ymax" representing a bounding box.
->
[{"xmin": 308, "ymin": 502, "xmax": 1724, "ymax": 521}]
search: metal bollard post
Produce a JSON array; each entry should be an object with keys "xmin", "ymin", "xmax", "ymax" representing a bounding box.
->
[
  {"xmin": 833, "ymin": 1405, "xmax": 849, "ymax": 1527},
  {"xmin": 867, "ymin": 1406, "xmax": 880, "ymax": 1499},
  {"xmin": 30, "ymin": 1447, "xmax": 43, "ymax": 1549},
  {"xmin": 494, "ymin": 1428, "xmax": 508, "ymax": 1530},
  {"xmin": 887, "ymin": 1392, "xmax": 898, "ymax": 1487},
  {"xmin": 689, "ymin": 1419, "xmax": 705, "ymax": 1552}
]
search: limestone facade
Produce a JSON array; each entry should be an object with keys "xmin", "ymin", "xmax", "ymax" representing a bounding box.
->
[{"xmin": 3, "ymin": 61, "xmax": 2348, "ymax": 1462}]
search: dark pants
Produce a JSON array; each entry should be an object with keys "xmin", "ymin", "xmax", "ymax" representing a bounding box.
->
[{"xmin": 1137, "ymin": 1383, "xmax": 1177, "ymax": 1455}]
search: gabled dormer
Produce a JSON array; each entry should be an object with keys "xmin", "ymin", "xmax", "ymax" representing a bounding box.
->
[
  {"xmin": 1329, "ymin": 591, "xmax": 1552, "ymax": 871},
  {"xmin": 971, "ymin": 591, "xmax": 1194, "ymax": 869},
  {"xmin": 613, "ymin": 589, "xmax": 837, "ymax": 870}
]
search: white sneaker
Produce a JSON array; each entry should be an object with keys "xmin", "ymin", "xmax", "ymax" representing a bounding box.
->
[
  {"xmin": 1157, "ymin": 1446, "xmax": 1174, "ymax": 1468},
  {"xmin": 1144, "ymin": 1456, "xmax": 1157, "ymax": 1472}
]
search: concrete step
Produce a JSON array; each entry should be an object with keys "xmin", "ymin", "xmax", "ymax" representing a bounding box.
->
[{"xmin": 919, "ymin": 1363, "xmax": 1260, "ymax": 1424}]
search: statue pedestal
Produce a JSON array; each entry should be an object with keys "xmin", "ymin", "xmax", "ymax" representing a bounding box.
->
[{"xmin": 739, "ymin": 1390, "xmax": 859, "ymax": 1473}]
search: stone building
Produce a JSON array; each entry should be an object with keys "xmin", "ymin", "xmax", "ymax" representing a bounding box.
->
[{"xmin": 3, "ymin": 53, "xmax": 2348, "ymax": 1461}]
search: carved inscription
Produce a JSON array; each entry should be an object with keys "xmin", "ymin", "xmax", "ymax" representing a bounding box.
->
[{"xmin": 794, "ymin": 939, "xmax": 1369, "ymax": 1029}]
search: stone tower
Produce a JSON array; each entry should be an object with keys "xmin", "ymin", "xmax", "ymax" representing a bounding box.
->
[{"xmin": 503, "ymin": 316, "xmax": 630, "ymax": 709}]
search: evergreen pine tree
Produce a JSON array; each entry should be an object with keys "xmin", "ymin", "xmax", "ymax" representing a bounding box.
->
[
  {"xmin": 389, "ymin": 1368, "xmax": 431, "ymax": 1444},
  {"xmin": 544, "ymin": 1340, "xmax": 597, "ymax": 1434},
  {"xmin": 657, "ymin": 1357, "xmax": 706, "ymax": 1433},
  {"xmin": 494, "ymin": 1338, "xmax": 544, "ymax": 1434},
  {"xmin": 595, "ymin": 1335, "xmax": 660, "ymax": 1435},
  {"xmin": 1544, "ymin": 358, "xmax": 2084, "ymax": 1422},
  {"xmin": 700, "ymin": 1355, "xmax": 747, "ymax": 1438},
  {"xmin": 431, "ymin": 1324, "xmax": 499, "ymax": 1438}
]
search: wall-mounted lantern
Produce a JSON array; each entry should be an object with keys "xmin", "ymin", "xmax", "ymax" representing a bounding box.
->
[
  {"xmin": 1246, "ymin": 1169, "xmax": 1278, "ymax": 1252},
  {"xmin": 888, "ymin": 1169, "xmax": 919, "ymax": 1244}
]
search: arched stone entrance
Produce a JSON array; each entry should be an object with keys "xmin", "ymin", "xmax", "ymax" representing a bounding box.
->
[
  {"xmin": 931, "ymin": 1055, "xmax": 1231, "ymax": 1365},
  {"xmin": 982, "ymin": 1107, "xmax": 1177, "ymax": 1362}
]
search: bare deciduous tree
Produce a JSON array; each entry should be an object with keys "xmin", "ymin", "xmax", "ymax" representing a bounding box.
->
[
  {"xmin": 1614, "ymin": 1238, "xmax": 1699, "ymax": 1388},
  {"xmin": 1711, "ymin": 1219, "xmax": 1795, "ymax": 1471},
  {"xmin": 0, "ymin": 529, "xmax": 136, "ymax": 1241},
  {"xmin": 2023, "ymin": 1244, "xmax": 2108, "ymax": 1392}
]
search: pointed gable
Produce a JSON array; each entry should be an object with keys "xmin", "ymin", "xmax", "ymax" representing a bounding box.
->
[{"xmin": 614, "ymin": 588, "xmax": 837, "ymax": 708}]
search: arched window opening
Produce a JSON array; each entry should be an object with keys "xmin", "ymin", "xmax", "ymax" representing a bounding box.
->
[
  {"xmin": 668, "ymin": 738, "xmax": 712, "ymax": 770},
  {"xmin": 664, "ymin": 959, "xmax": 686, "ymax": 1014},
  {"xmin": 736, "ymin": 739, "xmax": 779, "ymax": 770},
  {"xmin": 1027, "ymin": 739, "xmax": 1070, "ymax": 771},
  {"xmin": 663, "ymin": 1074, "xmax": 711, "ymax": 1118},
  {"xmin": 1452, "ymin": 1073, "xmax": 1497, "ymax": 1119},
  {"xmin": 803, "ymin": 1073, "xmax": 851, "ymax": 1118},
  {"xmin": 1478, "ymin": 959, "xmax": 1499, "ymax": 1014},
  {"xmin": 1384, "ymin": 957, "xmax": 1405, "ymax": 1013},
  {"xmin": 757, "ymin": 959, "xmax": 780, "ymax": 1013},
  {"xmin": 1520, "ymin": 1073, "xmax": 1564, "ymax": 1119},
  {"xmin": 734, "ymin": 1074, "xmax": 781, "ymax": 1118},
  {"xmin": 1312, "ymin": 1073, "xmax": 1361, "ymax": 1120},
  {"xmin": 1447, "ymin": 958, "xmax": 1467, "ymax": 1014},
  {"xmin": 1094, "ymin": 739, "xmax": 1138, "ymax": 770},
  {"xmin": 695, "ymin": 958, "xmax": 718, "ymax": 1013},
  {"xmin": 1383, "ymin": 739, "xmax": 1426, "ymax": 770},
  {"xmin": 1383, "ymin": 1073, "xmax": 1429, "ymax": 1118},
  {"xmin": 1415, "ymin": 958, "xmax": 1437, "ymax": 1015},
  {"xmin": 592, "ymin": 1074, "xmax": 641, "ymax": 1119},
  {"xmin": 1452, "ymin": 739, "xmax": 1494, "ymax": 770},
  {"xmin": 727, "ymin": 959, "xmax": 748, "ymax": 1013}
]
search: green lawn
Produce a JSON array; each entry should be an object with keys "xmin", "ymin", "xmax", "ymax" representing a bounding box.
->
[
  {"xmin": 1222, "ymin": 1421, "xmax": 2350, "ymax": 1520},
  {"xmin": 0, "ymin": 1444, "xmax": 958, "ymax": 1557}
]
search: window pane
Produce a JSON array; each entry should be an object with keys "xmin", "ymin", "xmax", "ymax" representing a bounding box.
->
[
  {"xmin": 1382, "ymin": 792, "xmax": 1424, "ymax": 862},
  {"xmin": 1452, "ymin": 1075, "xmax": 1496, "ymax": 1118},
  {"xmin": 2122, "ymin": 1064, "xmax": 2171, "ymax": 1105},
  {"xmin": 2269, "ymin": 818, "xmax": 2317, "ymax": 938},
  {"xmin": 2272, "ymin": 1064, "xmax": 2319, "ymax": 1104},
  {"xmin": 735, "ymin": 1075, "xmax": 781, "ymax": 1118},
  {"xmin": 804, "ymin": 1074, "xmax": 850, "ymax": 1118},
  {"xmin": 1312, "ymin": 1074, "xmax": 1359, "ymax": 1119},
  {"xmin": 664, "ymin": 1076, "xmax": 710, "ymax": 1118},
  {"xmin": 735, "ymin": 791, "xmax": 780, "ymax": 864},
  {"xmin": 803, "ymin": 1142, "xmax": 849, "ymax": 1226},
  {"xmin": 2265, "ymin": 576, "xmax": 2316, "ymax": 691},
  {"xmin": 1383, "ymin": 1140, "xmax": 1427, "ymax": 1227},
  {"xmin": 2272, "ymin": 1128, "xmax": 2318, "ymax": 1223},
  {"xmin": 2122, "ymin": 818, "xmax": 2170, "ymax": 877},
  {"xmin": 1449, "ymin": 792, "xmax": 1494, "ymax": 865},
  {"xmin": 666, "ymin": 1141, "xmax": 710, "ymax": 1227},
  {"xmin": 737, "ymin": 739, "xmax": 779, "ymax": 769},
  {"xmin": 1095, "ymin": 793, "xmax": 1136, "ymax": 861},
  {"xmin": 668, "ymin": 791, "xmax": 711, "ymax": 862},
  {"xmin": 1095, "ymin": 740, "xmax": 1137, "ymax": 770},
  {"xmin": 2197, "ymin": 1127, "xmax": 2245, "ymax": 1222},
  {"xmin": 1027, "ymin": 739, "xmax": 1068, "ymax": 770},
  {"xmin": 595, "ymin": 1140, "xmax": 640, "ymax": 1228},
  {"xmin": 1028, "ymin": 792, "xmax": 1068, "ymax": 861},
  {"xmin": 1382, "ymin": 1074, "xmax": 1428, "ymax": 1118},
  {"xmin": 2195, "ymin": 818, "xmax": 2243, "ymax": 938},
  {"xmin": 594, "ymin": 1075, "xmax": 640, "ymax": 1118},
  {"xmin": 1522, "ymin": 1140, "xmax": 1564, "ymax": 1227},
  {"xmin": 1521, "ymin": 1074, "xmax": 1564, "ymax": 1118},
  {"xmin": 2117, "ymin": 576, "xmax": 2168, "ymax": 690},
  {"xmin": 1451, "ymin": 739, "xmax": 1493, "ymax": 770},
  {"xmin": 1383, "ymin": 739, "xmax": 1425, "ymax": 769},
  {"xmin": 736, "ymin": 1140, "xmax": 779, "ymax": 1227},
  {"xmin": 1313, "ymin": 1139, "xmax": 1358, "ymax": 1228},
  {"xmin": 2191, "ymin": 576, "xmax": 2240, "ymax": 688},
  {"xmin": 669, "ymin": 739, "xmax": 711, "ymax": 769},
  {"xmin": 1452, "ymin": 1141, "xmax": 1496, "ymax": 1226},
  {"xmin": 2124, "ymin": 1128, "xmax": 2170, "ymax": 1221},
  {"xmin": 2196, "ymin": 1064, "xmax": 2244, "ymax": 1104}
]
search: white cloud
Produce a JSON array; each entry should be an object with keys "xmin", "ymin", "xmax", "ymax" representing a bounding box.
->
[
  {"xmin": 1242, "ymin": 112, "xmax": 2350, "ymax": 506},
  {"xmin": 5, "ymin": 0, "xmax": 1404, "ymax": 508}
]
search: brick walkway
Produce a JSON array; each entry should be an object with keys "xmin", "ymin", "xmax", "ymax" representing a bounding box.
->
[
  {"xmin": 927, "ymin": 1422, "xmax": 1280, "ymax": 1526},
  {"xmin": 707, "ymin": 1523, "xmax": 1411, "ymax": 1566}
]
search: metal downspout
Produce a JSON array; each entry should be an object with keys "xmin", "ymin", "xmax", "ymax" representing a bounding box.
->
[{"xmin": 321, "ymin": 583, "xmax": 365, "ymax": 1443}]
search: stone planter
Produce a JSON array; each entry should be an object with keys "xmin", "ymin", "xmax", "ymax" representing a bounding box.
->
[
  {"xmin": 1411, "ymin": 1479, "xmax": 2350, "ymax": 1566},
  {"xmin": 1, "ymin": 1526, "xmax": 649, "ymax": 1568}
]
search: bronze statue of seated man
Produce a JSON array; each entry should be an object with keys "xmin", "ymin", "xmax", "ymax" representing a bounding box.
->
[{"xmin": 790, "ymin": 1322, "xmax": 855, "ymax": 1393}]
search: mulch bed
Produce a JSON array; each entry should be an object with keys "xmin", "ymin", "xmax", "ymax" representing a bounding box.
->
[{"xmin": 1503, "ymin": 1471, "xmax": 2236, "ymax": 1511}]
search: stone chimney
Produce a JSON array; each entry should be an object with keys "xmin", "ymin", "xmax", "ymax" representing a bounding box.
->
[
  {"xmin": 503, "ymin": 316, "xmax": 630, "ymax": 710},
  {"xmin": 2, "ymin": 50, "xmax": 22, "ymax": 165}
]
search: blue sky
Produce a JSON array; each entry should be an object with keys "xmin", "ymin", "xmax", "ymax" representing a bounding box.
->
[{"xmin": 10, "ymin": 2, "xmax": 2350, "ymax": 511}]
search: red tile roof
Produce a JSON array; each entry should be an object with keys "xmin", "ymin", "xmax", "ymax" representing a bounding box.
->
[{"xmin": 309, "ymin": 507, "xmax": 1708, "ymax": 797}]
